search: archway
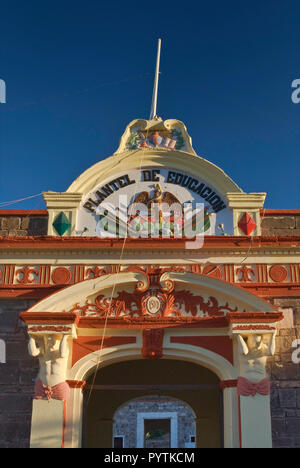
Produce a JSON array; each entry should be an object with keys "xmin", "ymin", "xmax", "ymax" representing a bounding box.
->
[
  {"xmin": 82, "ymin": 359, "xmax": 222, "ymax": 448},
  {"xmin": 21, "ymin": 269, "xmax": 282, "ymax": 448}
]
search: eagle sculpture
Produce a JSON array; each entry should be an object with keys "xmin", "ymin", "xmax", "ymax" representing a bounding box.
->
[
  {"xmin": 96, "ymin": 184, "xmax": 212, "ymax": 237},
  {"xmin": 131, "ymin": 184, "xmax": 181, "ymax": 208}
]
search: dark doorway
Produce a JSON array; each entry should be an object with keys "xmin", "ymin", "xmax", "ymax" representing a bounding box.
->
[
  {"xmin": 144, "ymin": 418, "xmax": 171, "ymax": 448},
  {"xmin": 113, "ymin": 436, "xmax": 124, "ymax": 448},
  {"xmin": 83, "ymin": 359, "xmax": 222, "ymax": 448}
]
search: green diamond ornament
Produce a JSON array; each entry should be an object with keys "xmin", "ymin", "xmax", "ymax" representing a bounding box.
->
[{"xmin": 52, "ymin": 212, "xmax": 71, "ymax": 236}]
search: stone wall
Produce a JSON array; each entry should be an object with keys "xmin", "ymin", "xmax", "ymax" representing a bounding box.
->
[
  {"xmin": 261, "ymin": 216, "xmax": 300, "ymax": 236},
  {"xmin": 0, "ymin": 299, "xmax": 37, "ymax": 448},
  {"xmin": 0, "ymin": 215, "xmax": 48, "ymax": 237},
  {"xmin": 113, "ymin": 397, "xmax": 195, "ymax": 448},
  {"xmin": 268, "ymin": 298, "xmax": 300, "ymax": 448},
  {"xmin": 1, "ymin": 213, "xmax": 300, "ymax": 238}
]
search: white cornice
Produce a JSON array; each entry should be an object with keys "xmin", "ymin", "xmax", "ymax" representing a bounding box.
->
[{"xmin": 1, "ymin": 248, "xmax": 300, "ymax": 264}]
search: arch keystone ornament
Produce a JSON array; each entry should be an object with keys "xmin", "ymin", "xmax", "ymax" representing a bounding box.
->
[{"xmin": 142, "ymin": 328, "xmax": 164, "ymax": 359}]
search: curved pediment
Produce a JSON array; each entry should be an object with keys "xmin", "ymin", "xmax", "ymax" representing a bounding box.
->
[
  {"xmin": 67, "ymin": 148, "xmax": 242, "ymax": 199},
  {"xmin": 25, "ymin": 269, "xmax": 277, "ymax": 319}
]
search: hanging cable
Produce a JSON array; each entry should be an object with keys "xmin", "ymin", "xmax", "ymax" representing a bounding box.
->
[
  {"xmin": 86, "ymin": 126, "xmax": 152, "ymax": 403},
  {"xmin": 0, "ymin": 192, "xmax": 43, "ymax": 207},
  {"xmin": 190, "ymin": 209, "xmax": 266, "ymax": 278},
  {"xmin": 87, "ymin": 39, "xmax": 164, "ymax": 400}
]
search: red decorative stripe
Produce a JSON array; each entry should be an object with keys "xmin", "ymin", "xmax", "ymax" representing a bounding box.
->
[
  {"xmin": 62, "ymin": 400, "xmax": 66, "ymax": 449},
  {"xmin": 261, "ymin": 209, "xmax": 300, "ymax": 216},
  {"xmin": 39, "ymin": 265, "xmax": 51, "ymax": 285},
  {"xmin": 66, "ymin": 380, "xmax": 86, "ymax": 390},
  {"xmin": 220, "ymin": 379, "xmax": 237, "ymax": 390},
  {"xmin": 28, "ymin": 325, "xmax": 72, "ymax": 332},
  {"xmin": 0, "ymin": 209, "xmax": 48, "ymax": 216},
  {"xmin": 232, "ymin": 325, "xmax": 276, "ymax": 331},
  {"xmin": 3, "ymin": 265, "xmax": 15, "ymax": 284},
  {"xmin": 20, "ymin": 311, "xmax": 79, "ymax": 325},
  {"xmin": 238, "ymin": 395, "xmax": 242, "ymax": 448},
  {"xmin": 226, "ymin": 312, "xmax": 283, "ymax": 323},
  {"xmin": 1, "ymin": 236, "xmax": 300, "ymax": 249}
]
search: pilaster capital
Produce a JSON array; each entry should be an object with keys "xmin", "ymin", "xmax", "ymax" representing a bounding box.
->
[
  {"xmin": 226, "ymin": 193, "xmax": 266, "ymax": 209},
  {"xmin": 43, "ymin": 191, "xmax": 83, "ymax": 209}
]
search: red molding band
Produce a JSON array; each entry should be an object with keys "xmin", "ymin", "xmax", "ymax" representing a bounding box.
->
[
  {"xmin": 220, "ymin": 379, "xmax": 238, "ymax": 390},
  {"xmin": 1, "ymin": 235, "xmax": 300, "ymax": 250}
]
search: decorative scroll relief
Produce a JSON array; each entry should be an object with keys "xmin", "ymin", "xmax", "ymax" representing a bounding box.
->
[
  {"xmin": 66, "ymin": 290, "xmax": 238, "ymax": 318},
  {"xmin": 2, "ymin": 263, "xmax": 299, "ymax": 287},
  {"xmin": 114, "ymin": 118, "xmax": 196, "ymax": 155},
  {"xmin": 125, "ymin": 126, "xmax": 186, "ymax": 152},
  {"xmin": 65, "ymin": 270, "xmax": 238, "ymax": 319}
]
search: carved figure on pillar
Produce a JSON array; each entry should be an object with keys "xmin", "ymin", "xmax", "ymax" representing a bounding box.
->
[
  {"xmin": 236, "ymin": 333, "xmax": 275, "ymax": 396},
  {"xmin": 29, "ymin": 334, "xmax": 71, "ymax": 400}
]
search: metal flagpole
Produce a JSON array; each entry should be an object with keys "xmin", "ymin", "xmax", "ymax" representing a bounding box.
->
[{"xmin": 150, "ymin": 38, "xmax": 162, "ymax": 120}]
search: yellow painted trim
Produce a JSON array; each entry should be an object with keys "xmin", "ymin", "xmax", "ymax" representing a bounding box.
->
[{"xmin": 66, "ymin": 150, "xmax": 243, "ymax": 198}]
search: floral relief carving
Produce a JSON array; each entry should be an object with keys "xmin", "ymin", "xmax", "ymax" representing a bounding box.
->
[
  {"xmin": 16, "ymin": 266, "xmax": 39, "ymax": 284},
  {"xmin": 67, "ymin": 270, "xmax": 238, "ymax": 319}
]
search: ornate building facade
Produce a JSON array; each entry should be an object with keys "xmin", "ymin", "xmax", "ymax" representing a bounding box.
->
[{"xmin": 0, "ymin": 116, "xmax": 300, "ymax": 448}]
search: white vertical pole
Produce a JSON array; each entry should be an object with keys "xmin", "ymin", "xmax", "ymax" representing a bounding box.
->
[{"xmin": 150, "ymin": 38, "xmax": 162, "ymax": 120}]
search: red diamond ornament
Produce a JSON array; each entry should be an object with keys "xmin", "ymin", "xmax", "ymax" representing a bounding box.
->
[{"xmin": 238, "ymin": 212, "xmax": 256, "ymax": 235}]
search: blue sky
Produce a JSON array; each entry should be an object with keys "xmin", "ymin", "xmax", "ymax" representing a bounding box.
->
[{"xmin": 0, "ymin": 0, "xmax": 299, "ymax": 209}]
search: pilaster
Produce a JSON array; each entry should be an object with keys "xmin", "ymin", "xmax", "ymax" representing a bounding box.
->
[
  {"xmin": 226, "ymin": 192, "xmax": 266, "ymax": 236},
  {"xmin": 43, "ymin": 192, "xmax": 83, "ymax": 236}
]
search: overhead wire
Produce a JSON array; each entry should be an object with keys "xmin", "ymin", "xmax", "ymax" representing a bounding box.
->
[
  {"xmin": 194, "ymin": 208, "xmax": 266, "ymax": 278},
  {"xmin": 0, "ymin": 192, "xmax": 43, "ymax": 207},
  {"xmin": 86, "ymin": 126, "xmax": 152, "ymax": 403},
  {"xmin": 87, "ymin": 40, "xmax": 163, "ymax": 401}
]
